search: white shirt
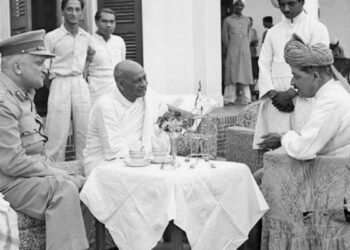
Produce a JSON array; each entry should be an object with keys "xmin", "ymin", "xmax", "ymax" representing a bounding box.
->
[
  {"xmin": 282, "ymin": 79, "xmax": 350, "ymax": 160},
  {"xmin": 45, "ymin": 24, "xmax": 93, "ymax": 77},
  {"xmin": 83, "ymin": 88, "xmax": 167, "ymax": 175},
  {"xmin": 88, "ymin": 33, "xmax": 126, "ymax": 100}
]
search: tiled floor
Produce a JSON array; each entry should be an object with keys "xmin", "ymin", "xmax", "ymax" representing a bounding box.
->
[{"xmin": 209, "ymin": 103, "xmax": 245, "ymax": 117}]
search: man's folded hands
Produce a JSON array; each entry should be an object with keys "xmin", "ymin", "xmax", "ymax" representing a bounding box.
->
[
  {"xmin": 270, "ymin": 88, "xmax": 297, "ymax": 113},
  {"xmin": 257, "ymin": 132, "xmax": 282, "ymax": 150}
]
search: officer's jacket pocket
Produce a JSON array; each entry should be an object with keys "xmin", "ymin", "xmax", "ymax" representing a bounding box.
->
[{"xmin": 19, "ymin": 115, "xmax": 45, "ymax": 154}]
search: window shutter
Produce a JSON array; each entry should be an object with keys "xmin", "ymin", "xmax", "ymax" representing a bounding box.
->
[
  {"xmin": 99, "ymin": 0, "xmax": 143, "ymax": 64},
  {"xmin": 10, "ymin": 0, "xmax": 32, "ymax": 35}
]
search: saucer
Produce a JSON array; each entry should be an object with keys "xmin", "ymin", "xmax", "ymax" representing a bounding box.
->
[
  {"xmin": 151, "ymin": 156, "xmax": 172, "ymax": 164},
  {"xmin": 124, "ymin": 158, "xmax": 151, "ymax": 167}
]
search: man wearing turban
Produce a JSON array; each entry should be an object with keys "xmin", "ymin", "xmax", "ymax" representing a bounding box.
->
[
  {"xmin": 253, "ymin": 0, "xmax": 329, "ymax": 149},
  {"xmin": 222, "ymin": 0, "xmax": 253, "ymax": 105},
  {"xmin": 258, "ymin": 34, "xmax": 350, "ymax": 159}
]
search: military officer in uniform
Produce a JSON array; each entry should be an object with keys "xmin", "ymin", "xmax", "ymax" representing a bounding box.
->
[{"xmin": 0, "ymin": 30, "xmax": 88, "ymax": 250}]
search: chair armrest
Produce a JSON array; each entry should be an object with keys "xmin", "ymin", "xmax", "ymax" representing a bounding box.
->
[
  {"xmin": 225, "ymin": 126, "xmax": 264, "ymax": 173},
  {"xmin": 262, "ymin": 149, "xmax": 350, "ymax": 217}
]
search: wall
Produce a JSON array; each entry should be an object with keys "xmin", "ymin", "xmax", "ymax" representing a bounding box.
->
[
  {"xmin": 142, "ymin": 0, "xmax": 223, "ymax": 104},
  {"xmin": 320, "ymin": 0, "xmax": 350, "ymax": 57},
  {"xmin": 0, "ymin": 0, "xmax": 11, "ymax": 41}
]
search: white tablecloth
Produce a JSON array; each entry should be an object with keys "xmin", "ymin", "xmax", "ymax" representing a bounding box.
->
[
  {"xmin": 80, "ymin": 157, "xmax": 268, "ymax": 250},
  {"xmin": 0, "ymin": 193, "xmax": 19, "ymax": 250}
]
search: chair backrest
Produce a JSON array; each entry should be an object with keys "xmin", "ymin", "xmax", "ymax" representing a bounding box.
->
[
  {"xmin": 261, "ymin": 149, "xmax": 350, "ymax": 248},
  {"xmin": 235, "ymin": 101, "xmax": 261, "ymax": 129}
]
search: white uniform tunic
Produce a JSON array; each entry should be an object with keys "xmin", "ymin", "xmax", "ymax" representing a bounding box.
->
[
  {"xmin": 44, "ymin": 25, "xmax": 92, "ymax": 161},
  {"xmin": 282, "ymin": 79, "xmax": 350, "ymax": 160},
  {"xmin": 88, "ymin": 33, "xmax": 126, "ymax": 105},
  {"xmin": 253, "ymin": 11, "xmax": 329, "ymax": 148}
]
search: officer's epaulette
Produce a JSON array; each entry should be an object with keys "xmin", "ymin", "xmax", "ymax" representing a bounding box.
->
[{"xmin": 15, "ymin": 91, "xmax": 26, "ymax": 102}]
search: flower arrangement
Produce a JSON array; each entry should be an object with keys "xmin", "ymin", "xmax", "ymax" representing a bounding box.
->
[
  {"xmin": 157, "ymin": 110, "xmax": 194, "ymax": 134},
  {"xmin": 156, "ymin": 110, "xmax": 194, "ymax": 167}
]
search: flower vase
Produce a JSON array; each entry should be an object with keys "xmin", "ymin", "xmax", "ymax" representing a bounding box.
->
[{"xmin": 169, "ymin": 133, "xmax": 180, "ymax": 168}]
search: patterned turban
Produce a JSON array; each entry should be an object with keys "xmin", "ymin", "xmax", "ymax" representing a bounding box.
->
[
  {"xmin": 284, "ymin": 33, "xmax": 334, "ymax": 67},
  {"xmin": 233, "ymin": 0, "xmax": 246, "ymax": 4}
]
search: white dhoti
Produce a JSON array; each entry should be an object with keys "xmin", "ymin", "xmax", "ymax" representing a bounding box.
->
[
  {"xmin": 45, "ymin": 75, "xmax": 91, "ymax": 161},
  {"xmin": 224, "ymin": 84, "xmax": 252, "ymax": 104}
]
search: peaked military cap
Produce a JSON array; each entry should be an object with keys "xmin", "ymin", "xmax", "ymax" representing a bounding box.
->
[{"xmin": 0, "ymin": 29, "xmax": 55, "ymax": 58}]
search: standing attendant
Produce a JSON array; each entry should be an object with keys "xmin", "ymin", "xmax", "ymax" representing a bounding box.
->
[
  {"xmin": 222, "ymin": 0, "xmax": 253, "ymax": 105},
  {"xmin": 45, "ymin": 0, "xmax": 93, "ymax": 161},
  {"xmin": 261, "ymin": 16, "xmax": 273, "ymax": 44},
  {"xmin": 248, "ymin": 17, "xmax": 259, "ymax": 57},
  {"xmin": 88, "ymin": 8, "xmax": 126, "ymax": 105},
  {"xmin": 253, "ymin": 0, "xmax": 329, "ymax": 148}
]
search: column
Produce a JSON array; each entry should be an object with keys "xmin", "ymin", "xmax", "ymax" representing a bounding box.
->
[{"xmin": 142, "ymin": 0, "xmax": 223, "ymax": 104}]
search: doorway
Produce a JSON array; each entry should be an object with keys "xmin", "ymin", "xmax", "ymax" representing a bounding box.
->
[
  {"xmin": 32, "ymin": 0, "xmax": 58, "ymax": 116},
  {"xmin": 9, "ymin": 0, "xmax": 58, "ymax": 116},
  {"xmin": 220, "ymin": 0, "xmax": 260, "ymax": 101}
]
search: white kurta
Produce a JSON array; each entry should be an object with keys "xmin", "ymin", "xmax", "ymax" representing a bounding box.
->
[
  {"xmin": 253, "ymin": 12, "xmax": 329, "ymax": 148},
  {"xmin": 88, "ymin": 34, "xmax": 126, "ymax": 104},
  {"xmin": 282, "ymin": 79, "xmax": 350, "ymax": 160},
  {"xmin": 83, "ymin": 88, "xmax": 167, "ymax": 176}
]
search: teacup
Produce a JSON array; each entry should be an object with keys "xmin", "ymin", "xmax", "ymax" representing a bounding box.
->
[
  {"xmin": 129, "ymin": 150, "xmax": 146, "ymax": 163},
  {"xmin": 152, "ymin": 148, "xmax": 168, "ymax": 161}
]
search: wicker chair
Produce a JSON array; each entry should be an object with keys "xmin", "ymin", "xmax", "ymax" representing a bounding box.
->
[
  {"xmin": 16, "ymin": 161, "xmax": 90, "ymax": 250},
  {"xmin": 261, "ymin": 150, "xmax": 350, "ymax": 250},
  {"xmin": 225, "ymin": 101, "xmax": 264, "ymax": 174}
]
